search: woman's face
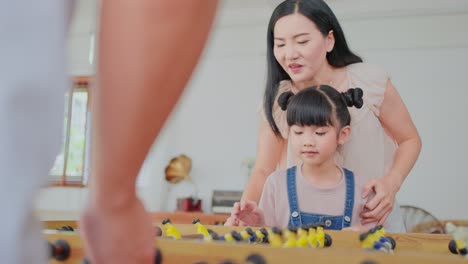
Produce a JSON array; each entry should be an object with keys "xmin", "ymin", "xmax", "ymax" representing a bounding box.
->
[{"xmin": 273, "ymin": 13, "xmax": 334, "ymax": 85}]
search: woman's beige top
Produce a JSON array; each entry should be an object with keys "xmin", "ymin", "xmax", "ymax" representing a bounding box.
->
[{"xmin": 261, "ymin": 62, "xmax": 406, "ymax": 232}]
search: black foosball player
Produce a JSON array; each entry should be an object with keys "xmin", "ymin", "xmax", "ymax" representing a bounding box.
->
[
  {"xmin": 446, "ymin": 222, "xmax": 468, "ymax": 257},
  {"xmin": 220, "ymin": 231, "xmax": 243, "ymax": 242},
  {"xmin": 207, "ymin": 228, "xmax": 221, "ymax": 241},
  {"xmin": 245, "ymin": 253, "xmax": 267, "ymax": 264},
  {"xmin": 254, "ymin": 227, "xmax": 269, "ymax": 244},
  {"xmin": 57, "ymin": 225, "xmax": 74, "ymax": 232},
  {"xmin": 240, "ymin": 227, "xmax": 256, "ymax": 242},
  {"xmin": 215, "ymin": 254, "xmax": 268, "ymax": 264},
  {"xmin": 154, "ymin": 226, "xmax": 163, "ymax": 237},
  {"xmin": 48, "ymin": 240, "xmax": 71, "ymax": 261},
  {"xmin": 82, "ymin": 248, "xmax": 163, "ymax": 264}
]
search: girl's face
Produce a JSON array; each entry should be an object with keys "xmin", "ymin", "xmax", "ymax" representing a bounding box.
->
[
  {"xmin": 289, "ymin": 124, "xmax": 350, "ymax": 167},
  {"xmin": 273, "ymin": 13, "xmax": 334, "ymax": 85}
]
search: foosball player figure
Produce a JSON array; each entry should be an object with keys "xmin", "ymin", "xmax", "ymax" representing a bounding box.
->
[
  {"xmin": 359, "ymin": 231, "xmax": 375, "ymax": 251},
  {"xmin": 220, "ymin": 230, "xmax": 243, "ymax": 243},
  {"xmin": 446, "ymin": 222, "xmax": 468, "ymax": 257},
  {"xmin": 359, "ymin": 228, "xmax": 390, "ymax": 253},
  {"xmin": 57, "ymin": 225, "xmax": 74, "ymax": 232},
  {"xmin": 193, "ymin": 218, "xmax": 210, "ymax": 238},
  {"xmin": 245, "ymin": 253, "xmax": 267, "ymax": 264},
  {"xmin": 162, "ymin": 218, "xmax": 181, "ymax": 240},
  {"xmin": 316, "ymin": 224, "xmax": 325, "ymax": 248},
  {"xmin": 254, "ymin": 227, "xmax": 269, "ymax": 244},
  {"xmin": 316, "ymin": 224, "xmax": 332, "ymax": 248},
  {"xmin": 218, "ymin": 261, "xmax": 236, "ymax": 264},
  {"xmin": 268, "ymin": 227, "xmax": 283, "ymax": 248},
  {"xmin": 82, "ymin": 249, "xmax": 162, "ymax": 264},
  {"xmin": 240, "ymin": 227, "xmax": 256, "ymax": 242},
  {"xmin": 307, "ymin": 224, "xmax": 320, "ymax": 248},
  {"xmin": 374, "ymin": 225, "xmax": 396, "ymax": 251},
  {"xmin": 296, "ymin": 224, "xmax": 309, "ymax": 248},
  {"xmin": 206, "ymin": 229, "xmax": 221, "ymax": 241},
  {"xmin": 49, "ymin": 239, "xmax": 71, "ymax": 261},
  {"xmin": 154, "ymin": 225, "xmax": 163, "ymax": 237},
  {"xmin": 368, "ymin": 226, "xmax": 392, "ymax": 253},
  {"xmin": 283, "ymin": 226, "xmax": 297, "ymax": 248}
]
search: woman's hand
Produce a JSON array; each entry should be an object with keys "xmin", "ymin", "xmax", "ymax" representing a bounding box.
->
[
  {"xmin": 361, "ymin": 174, "xmax": 401, "ymax": 225},
  {"xmin": 225, "ymin": 200, "xmax": 265, "ymax": 227}
]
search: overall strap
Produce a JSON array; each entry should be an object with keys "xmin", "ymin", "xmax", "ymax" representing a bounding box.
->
[
  {"xmin": 286, "ymin": 166, "xmax": 302, "ymax": 227},
  {"xmin": 342, "ymin": 168, "xmax": 355, "ymax": 228}
]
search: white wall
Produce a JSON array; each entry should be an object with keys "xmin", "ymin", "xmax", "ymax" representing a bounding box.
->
[
  {"xmin": 67, "ymin": 0, "xmax": 96, "ymax": 75},
  {"xmin": 337, "ymin": 9, "xmax": 468, "ymax": 220},
  {"xmin": 37, "ymin": 0, "xmax": 468, "ymax": 221}
]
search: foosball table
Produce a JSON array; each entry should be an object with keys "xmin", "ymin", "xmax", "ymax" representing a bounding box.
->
[{"xmin": 44, "ymin": 219, "xmax": 468, "ymax": 264}]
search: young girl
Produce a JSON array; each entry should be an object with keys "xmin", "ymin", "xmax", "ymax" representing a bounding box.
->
[{"xmin": 226, "ymin": 85, "xmax": 375, "ymax": 230}]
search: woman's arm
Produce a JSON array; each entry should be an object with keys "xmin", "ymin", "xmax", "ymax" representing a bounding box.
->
[
  {"xmin": 242, "ymin": 118, "xmax": 285, "ymax": 203},
  {"xmin": 362, "ymin": 80, "xmax": 422, "ymax": 224}
]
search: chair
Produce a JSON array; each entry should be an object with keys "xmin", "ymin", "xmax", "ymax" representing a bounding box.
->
[{"xmin": 399, "ymin": 205, "xmax": 445, "ymax": 233}]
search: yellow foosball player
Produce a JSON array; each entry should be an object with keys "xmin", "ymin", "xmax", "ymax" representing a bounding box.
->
[
  {"xmin": 307, "ymin": 224, "xmax": 318, "ymax": 248},
  {"xmin": 161, "ymin": 218, "xmax": 181, "ymax": 240},
  {"xmin": 268, "ymin": 227, "xmax": 283, "ymax": 248},
  {"xmin": 359, "ymin": 231, "xmax": 375, "ymax": 251},
  {"xmin": 192, "ymin": 218, "xmax": 210, "ymax": 239},
  {"xmin": 283, "ymin": 226, "xmax": 297, "ymax": 248},
  {"xmin": 316, "ymin": 224, "xmax": 326, "ymax": 248},
  {"xmin": 296, "ymin": 225, "xmax": 309, "ymax": 248},
  {"xmin": 314, "ymin": 224, "xmax": 332, "ymax": 248}
]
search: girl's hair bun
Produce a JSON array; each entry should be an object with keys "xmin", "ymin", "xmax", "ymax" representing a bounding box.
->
[
  {"xmin": 341, "ymin": 88, "xmax": 364, "ymax": 109},
  {"xmin": 277, "ymin": 91, "xmax": 295, "ymax": 111}
]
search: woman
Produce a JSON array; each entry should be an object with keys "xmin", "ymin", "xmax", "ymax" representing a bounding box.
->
[{"xmin": 242, "ymin": 0, "xmax": 421, "ymax": 232}]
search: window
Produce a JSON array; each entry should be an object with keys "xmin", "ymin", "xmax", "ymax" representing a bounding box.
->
[{"xmin": 49, "ymin": 77, "xmax": 91, "ymax": 186}]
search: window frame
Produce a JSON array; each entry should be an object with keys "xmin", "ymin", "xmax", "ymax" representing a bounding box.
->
[{"xmin": 48, "ymin": 76, "xmax": 92, "ymax": 187}]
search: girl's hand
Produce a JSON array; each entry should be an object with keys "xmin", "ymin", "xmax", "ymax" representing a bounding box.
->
[
  {"xmin": 361, "ymin": 175, "xmax": 400, "ymax": 225},
  {"xmin": 226, "ymin": 200, "xmax": 265, "ymax": 227},
  {"xmin": 224, "ymin": 215, "xmax": 239, "ymax": 226},
  {"xmin": 343, "ymin": 225, "xmax": 370, "ymax": 233}
]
